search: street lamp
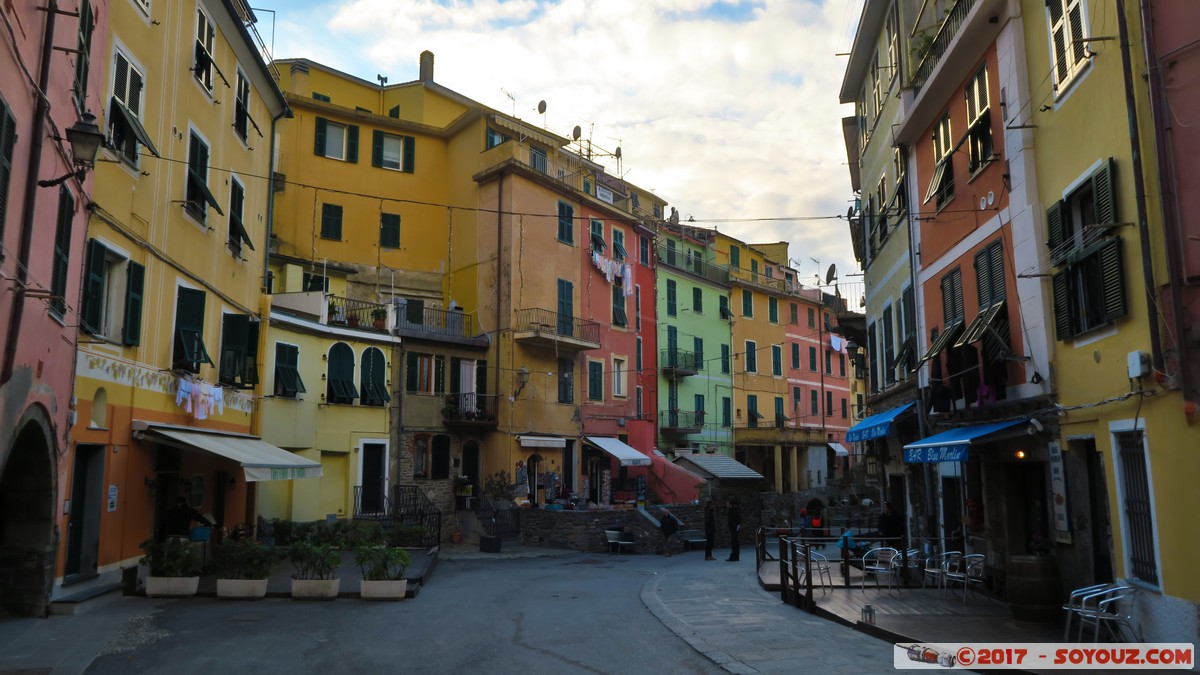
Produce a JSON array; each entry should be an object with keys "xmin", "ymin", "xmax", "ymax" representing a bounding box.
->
[{"xmin": 38, "ymin": 112, "xmax": 104, "ymax": 187}]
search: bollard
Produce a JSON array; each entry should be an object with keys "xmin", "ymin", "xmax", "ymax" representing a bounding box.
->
[{"xmin": 861, "ymin": 604, "xmax": 876, "ymax": 625}]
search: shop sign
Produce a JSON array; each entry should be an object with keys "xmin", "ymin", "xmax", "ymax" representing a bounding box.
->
[
  {"xmin": 903, "ymin": 445, "xmax": 968, "ymax": 463},
  {"xmin": 1048, "ymin": 440, "xmax": 1072, "ymax": 543},
  {"xmin": 596, "ymin": 185, "xmax": 614, "ymax": 204}
]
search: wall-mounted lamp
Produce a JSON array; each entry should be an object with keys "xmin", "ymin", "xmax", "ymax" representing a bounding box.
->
[
  {"xmin": 513, "ymin": 366, "xmax": 531, "ymax": 398},
  {"xmin": 1014, "ymin": 450, "xmax": 1027, "ymax": 460},
  {"xmin": 38, "ymin": 112, "xmax": 104, "ymax": 187}
]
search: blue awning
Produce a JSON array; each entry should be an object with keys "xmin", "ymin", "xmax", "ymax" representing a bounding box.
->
[
  {"xmin": 902, "ymin": 419, "xmax": 1028, "ymax": 463},
  {"xmin": 846, "ymin": 402, "xmax": 915, "ymax": 442}
]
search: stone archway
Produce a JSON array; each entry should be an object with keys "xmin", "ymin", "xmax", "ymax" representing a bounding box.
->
[{"xmin": 0, "ymin": 407, "xmax": 58, "ymax": 617}]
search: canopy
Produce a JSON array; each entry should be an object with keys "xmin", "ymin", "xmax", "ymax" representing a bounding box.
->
[
  {"xmin": 134, "ymin": 422, "xmax": 321, "ymax": 481},
  {"xmin": 902, "ymin": 419, "xmax": 1028, "ymax": 463},
  {"xmin": 829, "ymin": 442, "xmax": 850, "ymax": 457},
  {"xmin": 585, "ymin": 436, "xmax": 651, "ymax": 467},
  {"xmin": 518, "ymin": 435, "xmax": 566, "ymax": 449},
  {"xmin": 846, "ymin": 402, "xmax": 915, "ymax": 442}
]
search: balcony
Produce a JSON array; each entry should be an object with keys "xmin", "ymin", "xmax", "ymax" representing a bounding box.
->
[
  {"xmin": 655, "ymin": 243, "xmax": 730, "ymax": 285},
  {"xmin": 734, "ymin": 423, "xmax": 825, "ymax": 446},
  {"xmin": 660, "ymin": 409, "xmax": 704, "ymax": 435},
  {"xmin": 660, "ymin": 348, "xmax": 699, "ymax": 378},
  {"xmin": 394, "ymin": 302, "xmax": 489, "ymax": 348},
  {"xmin": 730, "ymin": 267, "xmax": 786, "ymax": 294},
  {"xmin": 326, "ymin": 296, "xmax": 391, "ymax": 332},
  {"xmin": 513, "ymin": 308, "xmax": 600, "ymax": 351},
  {"xmin": 442, "ymin": 393, "xmax": 499, "ymax": 430},
  {"xmin": 910, "ymin": 0, "xmax": 979, "ymax": 92}
]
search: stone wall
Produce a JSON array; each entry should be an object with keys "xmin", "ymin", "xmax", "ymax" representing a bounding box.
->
[{"xmin": 520, "ymin": 505, "xmax": 706, "ymax": 554}]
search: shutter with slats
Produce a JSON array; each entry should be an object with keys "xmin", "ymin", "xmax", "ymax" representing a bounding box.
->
[
  {"xmin": 434, "ymin": 355, "xmax": 445, "ymax": 394},
  {"xmin": 1046, "ymin": 201, "xmax": 1064, "ymax": 263},
  {"xmin": 952, "ymin": 269, "xmax": 964, "ymax": 323},
  {"xmin": 346, "ymin": 125, "xmax": 359, "ymax": 163},
  {"xmin": 1099, "ymin": 237, "xmax": 1127, "ymax": 323},
  {"xmin": 1092, "ymin": 158, "xmax": 1115, "ymax": 226},
  {"xmin": 50, "ymin": 187, "xmax": 74, "ymax": 316},
  {"xmin": 220, "ymin": 314, "xmax": 249, "ymax": 384},
  {"xmin": 941, "ymin": 274, "xmax": 955, "ymax": 324},
  {"xmin": 1052, "ymin": 270, "xmax": 1073, "ymax": 341},
  {"xmin": 450, "ymin": 356, "xmax": 462, "ymax": 395},
  {"xmin": 402, "ymin": 136, "xmax": 415, "ymax": 173},
  {"xmin": 406, "ymin": 352, "xmax": 418, "ymax": 392},
  {"xmin": 989, "ymin": 242, "xmax": 1005, "ymax": 303},
  {"xmin": 314, "ymin": 117, "xmax": 327, "ymax": 156},
  {"xmin": 243, "ymin": 320, "xmax": 260, "ymax": 385},
  {"xmin": 371, "ymin": 130, "xmax": 383, "ymax": 167},
  {"xmin": 0, "ymin": 106, "xmax": 15, "ymax": 227},
  {"xmin": 123, "ymin": 261, "xmax": 144, "ymax": 345},
  {"xmin": 81, "ymin": 239, "xmax": 107, "ymax": 333},
  {"xmin": 974, "ymin": 247, "xmax": 991, "ymax": 308}
]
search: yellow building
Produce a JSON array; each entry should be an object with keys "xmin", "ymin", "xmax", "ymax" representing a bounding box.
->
[
  {"xmin": 64, "ymin": 1, "xmax": 308, "ymax": 588},
  {"xmin": 1022, "ymin": 0, "xmax": 1199, "ymax": 642}
]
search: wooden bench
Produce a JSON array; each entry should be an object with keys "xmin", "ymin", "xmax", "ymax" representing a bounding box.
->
[
  {"xmin": 605, "ymin": 530, "xmax": 639, "ymax": 554},
  {"xmin": 680, "ymin": 530, "xmax": 707, "ymax": 551}
]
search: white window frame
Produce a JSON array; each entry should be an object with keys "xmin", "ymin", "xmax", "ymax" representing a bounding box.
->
[
  {"xmin": 108, "ymin": 44, "xmax": 147, "ymax": 167},
  {"xmin": 89, "ymin": 238, "xmax": 132, "ymax": 341},
  {"xmin": 322, "ymin": 121, "xmax": 347, "ymax": 161},
  {"xmin": 1109, "ymin": 419, "xmax": 1163, "ymax": 590},
  {"xmin": 194, "ymin": 5, "xmax": 216, "ymax": 93},
  {"xmin": 413, "ymin": 353, "xmax": 435, "ymax": 395},
  {"xmin": 379, "ymin": 132, "xmax": 404, "ymax": 170},
  {"xmin": 355, "ymin": 439, "xmax": 390, "ymax": 513},
  {"xmin": 612, "ymin": 357, "xmax": 627, "ymax": 398},
  {"xmin": 1046, "ymin": 0, "xmax": 1091, "ymax": 96},
  {"xmin": 233, "ymin": 68, "xmax": 251, "ymax": 144},
  {"xmin": 184, "ymin": 124, "xmax": 214, "ymax": 226}
]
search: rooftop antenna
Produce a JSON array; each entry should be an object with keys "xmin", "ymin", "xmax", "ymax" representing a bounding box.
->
[
  {"xmin": 537, "ymin": 100, "xmax": 547, "ymax": 129},
  {"xmin": 376, "ymin": 74, "xmax": 388, "ymax": 87},
  {"xmin": 501, "ymin": 88, "xmax": 517, "ymax": 117}
]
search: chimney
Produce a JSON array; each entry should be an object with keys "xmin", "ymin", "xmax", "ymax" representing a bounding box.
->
[{"xmin": 419, "ymin": 51, "xmax": 434, "ymax": 83}]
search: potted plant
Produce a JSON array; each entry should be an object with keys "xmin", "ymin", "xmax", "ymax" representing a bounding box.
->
[
  {"xmin": 288, "ymin": 541, "xmax": 341, "ymax": 599},
  {"xmin": 140, "ymin": 538, "xmax": 202, "ymax": 597},
  {"xmin": 371, "ymin": 307, "xmax": 388, "ymax": 330},
  {"xmin": 448, "ymin": 523, "xmax": 463, "ymax": 545},
  {"xmin": 214, "ymin": 538, "xmax": 280, "ymax": 599},
  {"xmin": 356, "ymin": 544, "xmax": 411, "ymax": 600},
  {"xmin": 327, "ymin": 301, "xmax": 346, "ymax": 325}
]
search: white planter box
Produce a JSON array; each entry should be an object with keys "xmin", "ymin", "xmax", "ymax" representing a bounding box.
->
[
  {"xmin": 217, "ymin": 578, "xmax": 269, "ymax": 599},
  {"xmin": 145, "ymin": 576, "xmax": 199, "ymax": 597},
  {"xmin": 291, "ymin": 578, "xmax": 340, "ymax": 599},
  {"xmin": 360, "ymin": 579, "xmax": 408, "ymax": 600}
]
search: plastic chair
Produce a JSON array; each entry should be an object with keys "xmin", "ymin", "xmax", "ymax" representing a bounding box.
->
[
  {"xmin": 861, "ymin": 547, "xmax": 899, "ymax": 593},
  {"xmin": 923, "ymin": 551, "xmax": 960, "ymax": 591}
]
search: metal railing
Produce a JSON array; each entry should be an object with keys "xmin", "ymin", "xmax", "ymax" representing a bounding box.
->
[
  {"xmin": 477, "ymin": 495, "xmax": 522, "ymax": 539},
  {"xmin": 655, "ymin": 243, "xmax": 730, "ymax": 284},
  {"xmin": 327, "ymin": 296, "xmax": 390, "ymax": 332},
  {"xmin": 911, "ymin": 0, "xmax": 977, "ymax": 91},
  {"xmin": 730, "ymin": 267, "xmax": 787, "ymax": 293},
  {"xmin": 353, "ymin": 486, "xmax": 391, "ymax": 523},
  {"xmin": 514, "ymin": 308, "xmax": 601, "ymax": 344},
  {"xmin": 394, "ymin": 303, "xmax": 474, "ymax": 338},
  {"xmin": 660, "ymin": 409, "xmax": 704, "ymax": 431},
  {"xmin": 659, "ymin": 348, "xmax": 700, "ymax": 373},
  {"xmin": 442, "ymin": 393, "xmax": 499, "ymax": 423},
  {"xmin": 392, "ymin": 485, "xmax": 442, "ymax": 547}
]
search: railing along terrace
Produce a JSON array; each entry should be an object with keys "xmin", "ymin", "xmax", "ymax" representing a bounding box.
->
[
  {"xmin": 660, "ymin": 409, "xmax": 704, "ymax": 430},
  {"xmin": 392, "ymin": 485, "xmax": 442, "ymax": 547},
  {"xmin": 660, "ymin": 348, "xmax": 700, "ymax": 372},
  {"xmin": 442, "ymin": 392, "xmax": 499, "ymax": 422},
  {"xmin": 327, "ymin": 296, "xmax": 389, "ymax": 332},
  {"xmin": 911, "ymin": 0, "xmax": 977, "ymax": 91},
  {"xmin": 655, "ymin": 243, "xmax": 730, "ymax": 284},
  {"xmin": 730, "ymin": 267, "xmax": 787, "ymax": 293},
  {"xmin": 353, "ymin": 485, "xmax": 390, "ymax": 522},
  {"xmin": 514, "ymin": 308, "xmax": 601, "ymax": 344},
  {"xmin": 394, "ymin": 302, "xmax": 474, "ymax": 339}
]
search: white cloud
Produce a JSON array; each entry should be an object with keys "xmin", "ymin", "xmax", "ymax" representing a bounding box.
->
[{"xmin": 256, "ymin": 0, "xmax": 865, "ymax": 299}]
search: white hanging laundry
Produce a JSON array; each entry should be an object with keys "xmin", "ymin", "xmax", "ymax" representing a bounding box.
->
[
  {"xmin": 175, "ymin": 378, "xmax": 190, "ymax": 408},
  {"xmin": 211, "ymin": 385, "xmax": 224, "ymax": 415},
  {"xmin": 194, "ymin": 383, "xmax": 209, "ymax": 420},
  {"xmin": 622, "ymin": 264, "xmax": 634, "ymax": 296},
  {"xmin": 830, "ymin": 335, "xmax": 845, "ymax": 353}
]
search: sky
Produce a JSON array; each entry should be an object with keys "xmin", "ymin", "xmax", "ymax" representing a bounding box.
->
[{"xmin": 248, "ymin": 0, "xmax": 866, "ymax": 302}]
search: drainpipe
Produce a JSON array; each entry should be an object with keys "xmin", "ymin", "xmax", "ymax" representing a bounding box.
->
[
  {"xmin": 1138, "ymin": 0, "xmax": 1193, "ymax": 405},
  {"xmin": 2, "ymin": 0, "xmax": 58, "ymax": 384},
  {"xmin": 1116, "ymin": 0, "xmax": 1164, "ymax": 373}
]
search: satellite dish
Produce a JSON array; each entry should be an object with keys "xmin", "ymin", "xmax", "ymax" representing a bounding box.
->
[
  {"xmin": 846, "ymin": 206, "xmax": 855, "ymax": 220},
  {"xmin": 614, "ymin": 146, "xmax": 622, "ymax": 159},
  {"xmin": 537, "ymin": 100, "xmax": 547, "ymax": 114},
  {"xmin": 572, "ymin": 125, "xmax": 581, "ymax": 140},
  {"xmin": 825, "ymin": 264, "xmax": 838, "ymax": 285}
]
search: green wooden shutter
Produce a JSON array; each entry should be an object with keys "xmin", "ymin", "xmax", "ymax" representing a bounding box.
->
[
  {"xmin": 450, "ymin": 356, "xmax": 462, "ymax": 395},
  {"xmin": 989, "ymin": 242, "xmax": 1005, "ymax": 302},
  {"xmin": 243, "ymin": 320, "xmax": 260, "ymax": 385},
  {"xmin": 371, "ymin": 129, "xmax": 383, "ymax": 167},
  {"xmin": 476, "ymin": 360, "xmax": 487, "ymax": 397},
  {"xmin": 1092, "ymin": 159, "xmax": 1115, "ymax": 226},
  {"xmin": 1051, "ymin": 269, "xmax": 1073, "ymax": 341},
  {"xmin": 1099, "ymin": 237, "xmax": 1127, "ymax": 322},
  {"xmin": 402, "ymin": 136, "xmax": 415, "ymax": 173},
  {"xmin": 219, "ymin": 314, "xmax": 249, "ymax": 384},
  {"xmin": 81, "ymin": 239, "xmax": 107, "ymax": 333},
  {"xmin": 406, "ymin": 352, "xmax": 418, "ymax": 392},
  {"xmin": 0, "ymin": 106, "xmax": 15, "ymax": 229},
  {"xmin": 346, "ymin": 124, "xmax": 359, "ymax": 163},
  {"xmin": 388, "ymin": 105, "xmax": 400, "ymax": 118},
  {"xmin": 123, "ymin": 261, "xmax": 144, "ymax": 346},
  {"xmin": 1046, "ymin": 201, "xmax": 1064, "ymax": 261},
  {"xmin": 434, "ymin": 355, "xmax": 445, "ymax": 394},
  {"xmin": 380, "ymin": 213, "xmax": 400, "ymax": 248},
  {"xmin": 314, "ymin": 117, "xmax": 327, "ymax": 156},
  {"xmin": 975, "ymin": 247, "xmax": 991, "ymax": 307},
  {"xmin": 50, "ymin": 187, "xmax": 73, "ymax": 316}
]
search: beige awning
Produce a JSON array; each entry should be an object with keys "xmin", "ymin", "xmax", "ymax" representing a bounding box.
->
[
  {"xmin": 829, "ymin": 442, "xmax": 850, "ymax": 457},
  {"xmin": 133, "ymin": 421, "xmax": 321, "ymax": 481},
  {"xmin": 518, "ymin": 435, "xmax": 566, "ymax": 449},
  {"xmin": 585, "ymin": 436, "xmax": 651, "ymax": 467},
  {"xmin": 493, "ymin": 116, "xmax": 561, "ymax": 148}
]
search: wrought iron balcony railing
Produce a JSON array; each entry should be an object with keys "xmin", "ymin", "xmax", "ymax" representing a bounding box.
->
[
  {"xmin": 910, "ymin": 0, "xmax": 977, "ymax": 91},
  {"xmin": 514, "ymin": 308, "xmax": 601, "ymax": 345}
]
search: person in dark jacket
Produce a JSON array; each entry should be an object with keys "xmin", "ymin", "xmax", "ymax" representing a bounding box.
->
[
  {"xmin": 726, "ymin": 497, "xmax": 741, "ymax": 561},
  {"xmin": 703, "ymin": 500, "xmax": 717, "ymax": 561},
  {"xmin": 165, "ymin": 496, "xmax": 212, "ymax": 538},
  {"xmin": 879, "ymin": 502, "xmax": 903, "ymax": 544},
  {"xmin": 659, "ymin": 508, "xmax": 679, "ymax": 556}
]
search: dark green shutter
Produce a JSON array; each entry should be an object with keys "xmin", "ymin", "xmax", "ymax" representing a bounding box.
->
[
  {"xmin": 1046, "ymin": 201, "xmax": 1064, "ymax": 260},
  {"xmin": 50, "ymin": 187, "xmax": 73, "ymax": 316},
  {"xmin": 81, "ymin": 239, "xmax": 107, "ymax": 333},
  {"xmin": 402, "ymin": 135, "xmax": 415, "ymax": 173},
  {"xmin": 476, "ymin": 360, "xmax": 487, "ymax": 397},
  {"xmin": 1099, "ymin": 237, "xmax": 1127, "ymax": 322},
  {"xmin": 220, "ymin": 314, "xmax": 249, "ymax": 384},
  {"xmin": 244, "ymin": 320, "xmax": 259, "ymax": 385},
  {"xmin": 989, "ymin": 242, "xmax": 1005, "ymax": 303},
  {"xmin": 314, "ymin": 117, "xmax": 327, "ymax": 156},
  {"xmin": 434, "ymin": 355, "xmax": 445, "ymax": 394},
  {"xmin": 450, "ymin": 357, "xmax": 462, "ymax": 395},
  {"xmin": 346, "ymin": 124, "xmax": 359, "ymax": 163},
  {"xmin": 1052, "ymin": 270, "xmax": 1072, "ymax": 341},
  {"xmin": 406, "ymin": 352, "xmax": 418, "ymax": 392},
  {"xmin": 123, "ymin": 261, "xmax": 144, "ymax": 346},
  {"xmin": 0, "ymin": 106, "xmax": 15, "ymax": 229},
  {"xmin": 1092, "ymin": 159, "xmax": 1115, "ymax": 226},
  {"xmin": 371, "ymin": 129, "xmax": 383, "ymax": 167},
  {"xmin": 388, "ymin": 105, "xmax": 400, "ymax": 118},
  {"xmin": 380, "ymin": 213, "xmax": 400, "ymax": 248}
]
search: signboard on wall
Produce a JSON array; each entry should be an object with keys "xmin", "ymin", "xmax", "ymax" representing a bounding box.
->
[
  {"xmin": 107, "ymin": 484, "xmax": 118, "ymax": 512},
  {"xmin": 1048, "ymin": 440, "xmax": 1072, "ymax": 544}
]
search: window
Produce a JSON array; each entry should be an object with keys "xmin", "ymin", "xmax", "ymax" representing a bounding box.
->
[
  {"xmin": 694, "ymin": 394, "xmax": 705, "ymax": 419},
  {"xmin": 360, "ymin": 347, "xmax": 389, "ymax": 406},
  {"xmin": 775, "ymin": 397, "xmax": 786, "ymax": 427},
  {"xmin": 636, "ymin": 386, "xmax": 644, "ymax": 419},
  {"xmin": 371, "ymin": 131, "xmax": 414, "ymax": 172},
  {"xmin": 613, "ymin": 229, "xmax": 627, "ymax": 260},
  {"xmin": 530, "ymin": 146, "xmax": 547, "ymax": 173},
  {"xmin": 1114, "ymin": 428, "xmax": 1159, "ymax": 586},
  {"xmin": 611, "ymin": 283, "xmax": 627, "ymax": 327},
  {"xmin": 74, "ymin": 1, "xmax": 95, "ymax": 110},
  {"xmin": 312, "ymin": 92, "xmax": 331, "ymax": 102},
  {"xmin": 485, "ymin": 127, "xmax": 506, "ymax": 148},
  {"xmin": 81, "ymin": 239, "xmax": 144, "ymax": 344},
  {"xmin": 273, "ymin": 344, "xmax": 305, "ymax": 397},
  {"xmin": 227, "ymin": 178, "xmax": 252, "ymax": 256},
  {"xmin": 745, "ymin": 340, "xmax": 757, "ymax": 373},
  {"xmin": 0, "ymin": 97, "xmax": 14, "ymax": 241},
  {"xmin": 665, "ymin": 239, "xmax": 677, "ymax": 266},
  {"xmin": 639, "ymin": 235, "xmax": 650, "ymax": 265},
  {"xmin": 976, "ymin": 240, "xmax": 1006, "ymax": 307},
  {"xmin": 841, "ymin": 398, "xmax": 848, "ymax": 418},
  {"xmin": 1047, "ymin": 0, "xmax": 1089, "ymax": 91},
  {"xmin": 314, "ymin": 118, "xmax": 358, "ymax": 162},
  {"xmin": 406, "ymin": 353, "xmax": 444, "ymax": 395},
  {"xmin": 719, "ymin": 295, "xmax": 732, "ymax": 320},
  {"xmin": 589, "ymin": 220, "xmax": 605, "ymax": 252},
  {"xmin": 750, "ymin": 259, "xmax": 759, "ymax": 275},
  {"xmin": 839, "ymin": 353, "xmax": 846, "ymax": 377},
  {"xmin": 741, "ymin": 289, "xmax": 753, "ymax": 317},
  {"xmin": 825, "ymin": 348, "xmax": 833, "ymax": 374},
  {"xmin": 692, "ymin": 287, "xmax": 703, "ymax": 313},
  {"xmin": 635, "ymin": 286, "xmax": 641, "ymax": 330},
  {"xmin": 826, "ymin": 390, "xmax": 834, "ymax": 416},
  {"xmin": 924, "ymin": 113, "xmax": 954, "ymax": 208},
  {"xmin": 730, "ymin": 245, "xmax": 740, "ymax": 269},
  {"xmin": 49, "ymin": 186, "xmax": 75, "ymax": 318},
  {"xmin": 557, "ymin": 357, "xmax": 574, "ymax": 404},
  {"xmin": 380, "ymin": 213, "xmax": 400, "ymax": 248},
  {"xmin": 1048, "ymin": 161, "xmax": 1126, "ymax": 340},
  {"xmin": 108, "ymin": 51, "xmax": 159, "ymax": 165},
  {"xmin": 587, "ymin": 361, "xmax": 603, "ymax": 401},
  {"xmin": 789, "ymin": 303, "xmax": 798, "ymax": 325},
  {"xmin": 882, "ymin": 305, "xmax": 895, "ymax": 386},
  {"xmin": 172, "ymin": 287, "xmax": 212, "ymax": 373},
  {"xmin": 791, "ymin": 343, "xmax": 800, "ymax": 369},
  {"xmin": 810, "ymin": 390, "xmax": 819, "ymax": 416},
  {"xmin": 193, "ymin": 7, "xmax": 216, "ymax": 92},
  {"xmin": 768, "ymin": 297, "xmax": 778, "ymax": 323},
  {"xmin": 693, "ymin": 337, "xmax": 704, "ymax": 369},
  {"xmin": 557, "ymin": 201, "xmax": 574, "ymax": 243},
  {"xmin": 792, "ymin": 386, "xmax": 801, "ymax": 412},
  {"xmin": 867, "ymin": 320, "xmax": 878, "ymax": 393},
  {"xmin": 234, "ymin": 71, "xmax": 252, "ymax": 141},
  {"xmin": 412, "ymin": 436, "xmax": 428, "ymax": 477},
  {"xmin": 964, "ymin": 66, "xmax": 993, "ymax": 173},
  {"xmin": 666, "ymin": 279, "xmax": 677, "ymax": 317},
  {"xmin": 636, "ymin": 337, "xmax": 643, "ymax": 372},
  {"xmin": 721, "ymin": 397, "xmax": 731, "ymax": 427},
  {"xmin": 893, "ymin": 147, "xmax": 909, "ymax": 222},
  {"xmin": 218, "ymin": 313, "xmax": 260, "ymax": 389},
  {"xmin": 809, "ymin": 346, "xmax": 817, "ymax": 372},
  {"xmin": 612, "ymin": 358, "xmax": 626, "ymax": 397},
  {"xmin": 771, "ymin": 345, "xmax": 782, "ymax": 376},
  {"xmin": 320, "ymin": 203, "xmax": 343, "ymax": 240},
  {"xmin": 747, "ymin": 395, "xmax": 760, "ymax": 428},
  {"xmin": 302, "ymin": 272, "xmax": 329, "ymax": 293},
  {"xmin": 807, "ymin": 307, "xmax": 815, "ymax": 328},
  {"xmin": 557, "ymin": 280, "xmax": 573, "ymax": 332},
  {"xmin": 326, "ymin": 343, "xmax": 358, "ymax": 404},
  {"xmin": 185, "ymin": 132, "xmax": 222, "ymax": 222}
]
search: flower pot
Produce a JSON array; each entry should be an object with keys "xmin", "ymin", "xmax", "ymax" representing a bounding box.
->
[
  {"xmin": 360, "ymin": 579, "xmax": 408, "ymax": 600},
  {"xmin": 372, "ymin": 319, "xmax": 386, "ymax": 330},
  {"xmin": 145, "ymin": 576, "xmax": 200, "ymax": 597},
  {"xmin": 217, "ymin": 578, "xmax": 269, "ymax": 599},
  {"xmin": 291, "ymin": 578, "xmax": 340, "ymax": 599},
  {"xmin": 449, "ymin": 531, "xmax": 463, "ymax": 544}
]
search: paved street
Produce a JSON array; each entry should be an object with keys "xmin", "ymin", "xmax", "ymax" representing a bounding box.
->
[{"xmin": 1, "ymin": 548, "xmax": 896, "ymax": 674}]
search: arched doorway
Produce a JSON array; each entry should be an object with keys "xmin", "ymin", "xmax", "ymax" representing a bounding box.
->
[{"xmin": 0, "ymin": 410, "xmax": 57, "ymax": 617}]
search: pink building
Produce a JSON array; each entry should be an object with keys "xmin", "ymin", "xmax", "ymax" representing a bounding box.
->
[{"xmin": 0, "ymin": 0, "xmax": 109, "ymax": 615}]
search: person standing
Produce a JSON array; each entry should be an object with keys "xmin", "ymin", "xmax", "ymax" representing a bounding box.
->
[
  {"xmin": 703, "ymin": 500, "xmax": 717, "ymax": 561},
  {"xmin": 726, "ymin": 497, "xmax": 741, "ymax": 562},
  {"xmin": 659, "ymin": 508, "xmax": 679, "ymax": 556}
]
